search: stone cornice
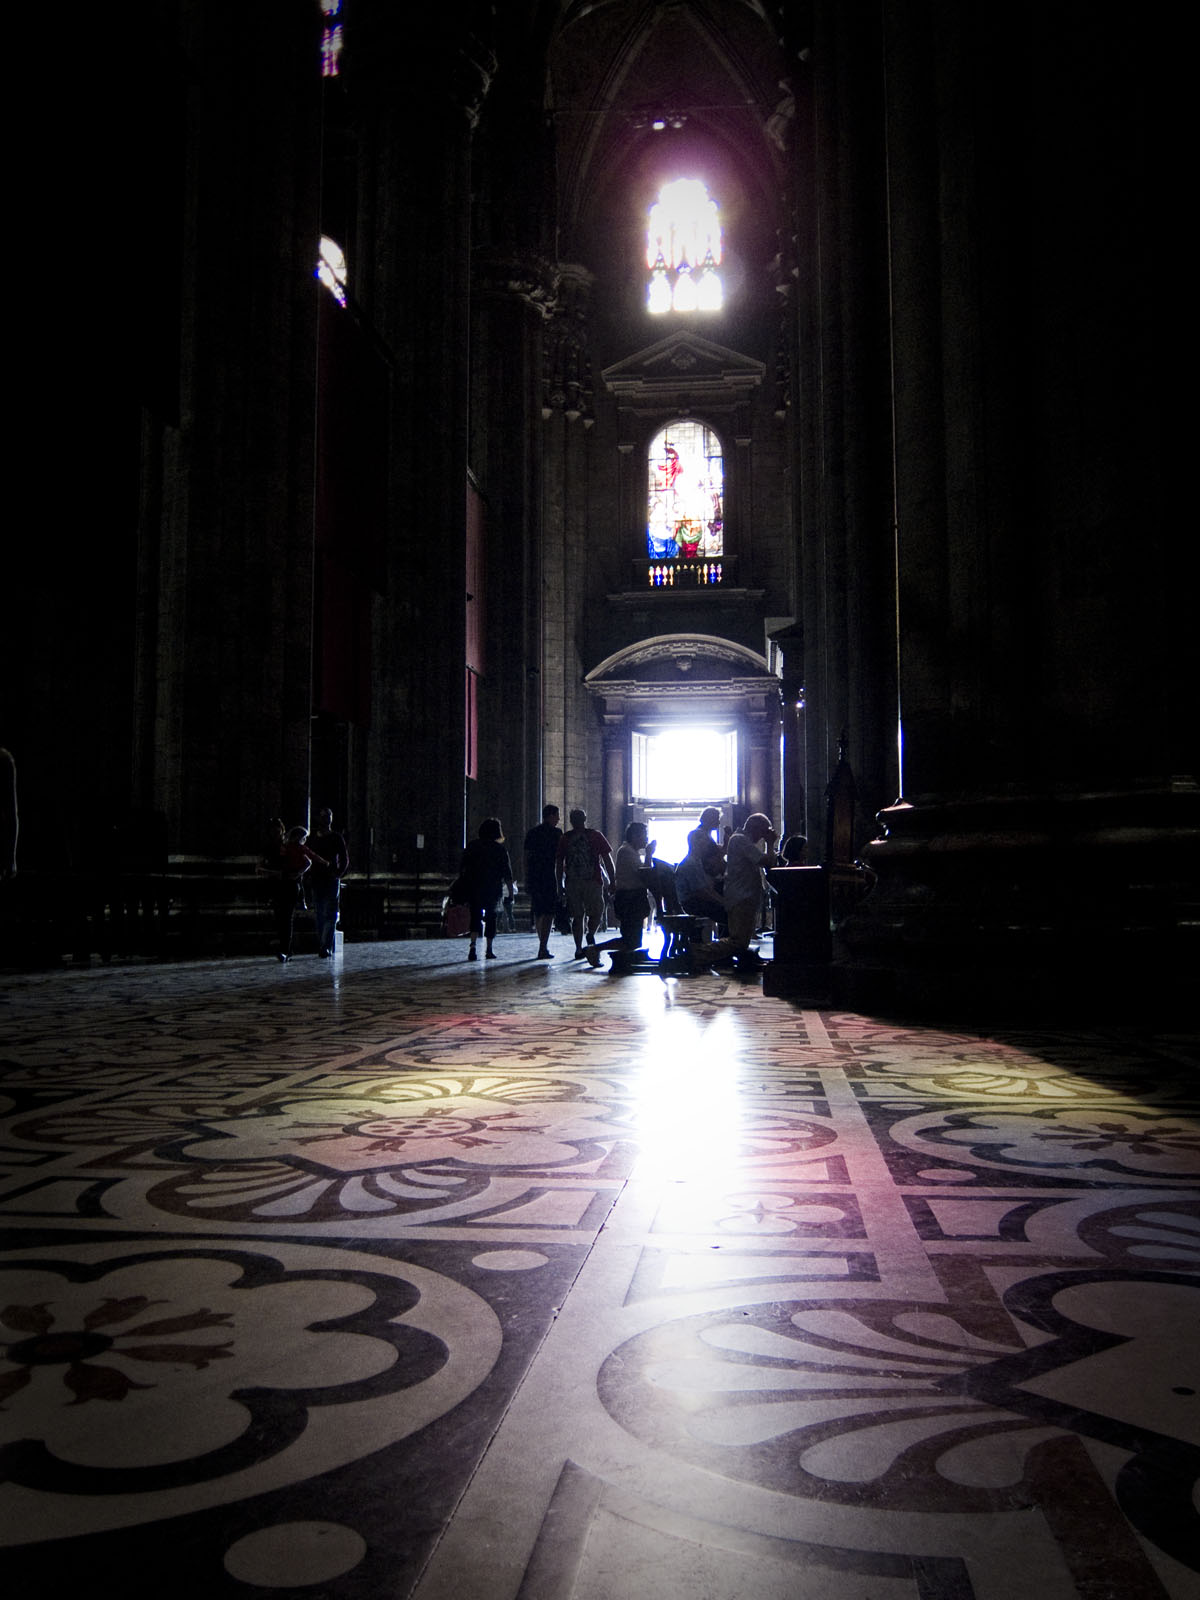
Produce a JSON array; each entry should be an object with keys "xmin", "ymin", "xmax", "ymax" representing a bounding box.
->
[
  {"xmin": 586, "ymin": 631, "xmax": 771, "ymax": 682},
  {"xmin": 601, "ymin": 331, "xmax": 765, "ymax": 411}
]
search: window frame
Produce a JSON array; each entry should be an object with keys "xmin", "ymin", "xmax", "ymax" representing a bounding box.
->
[{"xmin": 645, "ymin": 418, "xmax": 725, "ymax": 563}]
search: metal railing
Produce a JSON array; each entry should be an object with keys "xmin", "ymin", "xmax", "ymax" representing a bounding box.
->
[{"xmin": 633, "ymin": 555, "xmax": 736, "ymax": 589}]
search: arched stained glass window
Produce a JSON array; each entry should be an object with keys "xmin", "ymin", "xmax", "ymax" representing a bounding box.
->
[
  {"xmin": 646, "ymin": 179, "xmax": 722, "ymax": 314},
  {"xmin": 320, "ymin": 0, "xmax": 343, "ymax": 77},
  {"xmin": 647, "ymin": 422, "xmax": 723, "ymax": 559},
  {"xmin": 316, "ymin": 236, "xmax": 348, "ymax": 307}
]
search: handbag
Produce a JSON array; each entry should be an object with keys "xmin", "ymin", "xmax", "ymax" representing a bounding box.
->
[
  {"xmin": 447, "ymin": 874, "xmax": 470, "ymax": 906},
  {"xmin": 443, "ymin": 901, "xmax": 471, "ymax": 938}
]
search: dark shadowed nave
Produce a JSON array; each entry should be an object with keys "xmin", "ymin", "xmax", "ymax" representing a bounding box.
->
[{"xmin": 3, "ymin": 937, "xmax": 1197, "ymax": 1598}]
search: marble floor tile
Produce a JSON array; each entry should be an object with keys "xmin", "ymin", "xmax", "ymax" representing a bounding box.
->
[{"xmin": 1, "ymin": 937, "xmax": 1197, "ymax": 1598}]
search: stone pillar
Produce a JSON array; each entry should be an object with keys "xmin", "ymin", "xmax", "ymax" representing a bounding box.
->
[
  {"xmin": 347, "ymin": 12, "xmax": 496, "ymax": 876},
  {"xmin": 799, "ymin": 1, "xmax": 898, "ymax": 861},
  {"xmin": 746, "ymin": 724, "xmax": 773, "ymax": 820},
  {"xmin": 772, "ymin": 623, "xmax": 806, "ymax": 838},
  {"xmin": 825, "ymin": 0, "xmax": 1196, "ymax": 1012},
  {"xmin": 139, "ymin": 6, "xmax": 323, "ymax": 858},
  {"xmin": 470, "ymin": 249, "xmax": 555, "ymax": 841},
  {"xmin": 602, "ymin": 723, "xmax": 628, "ymax": 849},
  {"xmin": 541, "ymin": 265, "xmax": 596, "ymax": 821}
]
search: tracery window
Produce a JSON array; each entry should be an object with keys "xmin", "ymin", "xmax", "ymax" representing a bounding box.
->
[
  {"xmin": 646, "ymin": 421, "xmax": 723, "ymax": 559},
  {"xmin": 316, "ymin": 236, "xmax": 348, "ymax": 307},
  {"xmin": 319, "ymin": 0, "xmax": 343, "ymax": 78},
  {"xmin": 646, "ymin": 179, "xmax": 722, "ymax": 314}
]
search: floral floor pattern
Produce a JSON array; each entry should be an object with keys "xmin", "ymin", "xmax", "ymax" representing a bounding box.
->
[{"xmin": 1, "ymin": 936, "xmax": 1197, "ymax": 1598}]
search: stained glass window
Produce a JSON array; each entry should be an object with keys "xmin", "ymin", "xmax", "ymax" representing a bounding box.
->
[
  {"xmin": 646, "ymin": 179, "xmax": 722, "ymax": 314},
  {"xmin": 320, "ymin": 0, "xmax": 343, "ymax": 78},
  {"xmin": 317, "ymin": 236, "xmax": 348, "ymax": 307},
  {"xmin": 646, "ymin": 422, "xmax": 723, "ymax": 559}
]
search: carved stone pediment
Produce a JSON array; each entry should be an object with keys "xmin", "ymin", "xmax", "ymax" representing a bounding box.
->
[
  {"xmin": 584, "ymin": 633, "xmax": 780, "ymax": 724},
  {"xmin": 601, "ymin": 332, "xmax": 764, "ymax": 411}
]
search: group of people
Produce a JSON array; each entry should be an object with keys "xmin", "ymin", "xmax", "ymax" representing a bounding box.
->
[
  {"xmin": 676, "ymin": 809, "xmax": 807, "ymax": 958},
  {"xmin": 262, "ymin": 801, "xmax": 795, "ymax": 970},
  {"xmin": 464, "ymin": 802, "xmax": 795, "ymax": 969},
  {"xmin": 521, "ymin": 804, "xmax": 667, "ymax": 965},
  {"xmin": 260, "ymin": 809, "xmax": 350, "ymax": 963},
  {"xmin": 451, "ymin": 806, "xmax": 595, "ymax": 965}
]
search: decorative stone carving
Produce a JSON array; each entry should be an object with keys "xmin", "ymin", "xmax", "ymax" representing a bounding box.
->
[
  {"xmin": 474, "ymin": 250, "xmax": 556, "ymax": 316},
  {"xmin": 542, "ymin": 264, "xmax": 594, "ymax": 423},
  {"xmin": 602, "ymin": 332, "xmax": 765, "ymax": 416}
]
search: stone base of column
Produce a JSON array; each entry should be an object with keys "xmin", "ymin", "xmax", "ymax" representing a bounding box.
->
[
  {"xmin": 833, "ymin": 784, "xmax": 1200, "ymax": 1019},
  {"xmin": 763, "ymin": 865, "xmax": 872, "ymax": 1003}
]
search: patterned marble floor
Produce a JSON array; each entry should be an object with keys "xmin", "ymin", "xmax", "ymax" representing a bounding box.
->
[{"xmin": 1, "ymin": 935, "xmax": 1197, "ymax": 1599}]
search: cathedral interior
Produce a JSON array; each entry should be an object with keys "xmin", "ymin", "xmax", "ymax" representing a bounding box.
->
[{"xmin": 2, "ymin": 2, "xmax": 1196, "ymax": 1596}]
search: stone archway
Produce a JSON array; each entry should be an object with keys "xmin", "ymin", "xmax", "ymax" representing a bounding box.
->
[{"xmin": 583, "ymin": 634, "xmax": 782, "ymax": 849}]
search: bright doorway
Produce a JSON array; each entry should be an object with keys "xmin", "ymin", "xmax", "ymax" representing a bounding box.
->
[{"xmin": 632, "ymin": 725, "xmax": 736, "ymax": 866}]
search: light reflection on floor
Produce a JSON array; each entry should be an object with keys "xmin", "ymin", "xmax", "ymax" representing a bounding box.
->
[{"xmin": 1, "ymin": 934, "xmax": 1197, "ymax": 1600}]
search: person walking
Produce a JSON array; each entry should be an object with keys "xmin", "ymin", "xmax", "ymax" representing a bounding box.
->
[
  {"xmin": 555, "ymin": 808, "xmax": 615, "ymax": 959},
  {"xmin": 459, "ymin": 818, "xmax": 515, "ymax": 961},
  {"xmin": 308, "ymin": 807, "xmax": 349, "ymax": 958},
  {"xmin": 261, "ymin": 824, "xmax": 326, "ymax": 963},
  {"xmin": 523, "ymin": 804, "xmax": 563, "ymax": 959}
]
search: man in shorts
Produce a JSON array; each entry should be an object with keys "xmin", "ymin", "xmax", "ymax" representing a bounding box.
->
[{"xmin": 555, "ymin": 808, "xmax": 615, "ymax": 959}]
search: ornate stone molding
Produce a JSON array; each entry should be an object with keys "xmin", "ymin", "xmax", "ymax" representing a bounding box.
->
[
  {"xmin": 346, "ymin": 16, "xmax": 495, "ymax": 127},
  {"xmin": 474, "ymin": 250, "xmax": 557, "ymax": 316},
  {"xmin": 586, "ymin": 632, "xmax": 770, "ymax": 683},
  {"xmin": 542, "ymin": 263, "xmax": 595, "ymax": 423},
  {"xmin": 450, "ymin": 27, "xmax": 498, "ymax": 128},
  {"xmin": 601, "ymin": 332, "xmax": 765, "ymax": 416}
]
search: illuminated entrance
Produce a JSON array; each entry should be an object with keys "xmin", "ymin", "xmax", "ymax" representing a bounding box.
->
[
  {"xmin": 583, "ymin": 634, "xmax": 783, "ymax": 860},
  {"xmin": 632, "ymin": 726, "xmax": 736, "ymax": 864}
]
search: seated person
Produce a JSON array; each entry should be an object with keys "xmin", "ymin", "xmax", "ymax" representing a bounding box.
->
[
  {"xmin": 641, "ymin": 842, "xmax": 681, "ymax": 921},
  {"xmin": 674, "ymin": 847, "xmax": 726, "ymax": 926}
]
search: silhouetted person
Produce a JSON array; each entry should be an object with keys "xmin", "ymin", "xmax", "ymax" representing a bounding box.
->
[
  {"xmin": 722, "ymin": 813, "xmax": 779, "ymax": 963},
  {"xmin": 459, "ymin": 818, "xmax": 514, "ymax": 961},
  {"xmin": 556, "ymin": 809, "xmax": 615, "ymax": 959},
  {"xmin": 611, "ymin": 821, "xmax": 655, "ymax": 950},
  {"xmin": 308, "ymin": 807, "xmax": 349, "ymax": 957},
  {"xmin": 685, "ymin": 805, "xmax": 725, "ymax": 881},
  {"xmin": 524, "ymin": 803, "xmax": 562, "ymax": 959},
  {"xmin": 261, "ymin": 823, "xmax": 325, "ymax": 963},
  {"xmin": 676, "ymin": 805, "xmax": 726, "ymax": 924}
]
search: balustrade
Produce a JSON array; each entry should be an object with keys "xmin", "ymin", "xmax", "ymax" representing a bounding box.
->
[{"xmin": 633, "ymin": 556, "xmax": 734, "ymax": 589}]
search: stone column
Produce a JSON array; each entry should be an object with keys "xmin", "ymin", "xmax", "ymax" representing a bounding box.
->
[
  {"xmin": 602, "ymin": 723, "xmax": 628, "ymax": 850},
  {"xmin": 541, "ymin": 265, "xmax": 596, "ymax": 820},
  {"xmin": 829, "ymin": 1, "xmax": 1195, "ymax": 1011},
  {"xmin": 347, "ymin": 12, "xmax": 495, "ymax": 876},
  {"xmin": 470, "ymin": 250, "xmax": 555, "ymax": 841},
  {"xmin": 798, "ymin": 1, "xmax": 898, "ymax": 860},
  {"xmin": 742, "ymin": 695, "xmax": 783, "ymax": 826},
  {"xmin": 139, "ymin": 6, "xmax": 322, "ymax": 858}
]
